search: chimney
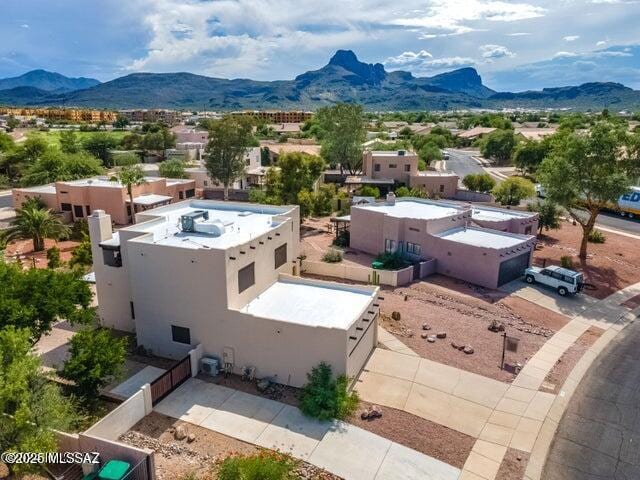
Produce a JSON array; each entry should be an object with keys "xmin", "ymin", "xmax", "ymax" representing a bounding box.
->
[{"xmin": 386, "ymin": 192, "xmax": 396, "ymax": 206}]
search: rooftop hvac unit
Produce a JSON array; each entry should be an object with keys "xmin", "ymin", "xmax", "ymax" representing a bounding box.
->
[
  {"xmin": 200, "ymin": 357, "xmax": 219, "ymax": 377},
  {"xmin": 181, "ymin": 210, "xmax": 209, "ymax": 232},
  {"xmin": 398, "ymin": 150, "xmax": 406, "ymax": 156}
]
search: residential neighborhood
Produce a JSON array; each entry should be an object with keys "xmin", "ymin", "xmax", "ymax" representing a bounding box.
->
[{"xmin": 1, "ymin": 5, "xmax": 640, "ymax": 480}]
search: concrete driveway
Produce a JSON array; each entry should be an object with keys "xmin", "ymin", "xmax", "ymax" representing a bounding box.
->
[
  {"xmin": 154, "ymin": 377, "xmax": 460, "ymax": 480},
  {"xmin": 500, "ymin": 279, "xmax": 598, "ymax": 318}
]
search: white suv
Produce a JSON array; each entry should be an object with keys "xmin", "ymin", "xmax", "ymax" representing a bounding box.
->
[{"xmin": 524, "ymin": 265, "xmax": 584, "ymax": 296}]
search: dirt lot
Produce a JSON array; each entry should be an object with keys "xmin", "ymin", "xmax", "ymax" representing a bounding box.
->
[
  {"xmin": 122, "ymin": 412, "xmax": 340, "ymax": 480},
  {"xmin": 378, "ymin": 275, "xmax": 570, "ymax": 382},
  {"xmin": 4, "ymin": 238, "xmax": 80, "ymax": 268},
  {"xmin": 541, "ymin": 327, "xmax": 604, "ymax": 394},
  {"xmin": 348, "ymin": 401, "xmax": 475, "ymax": 469},
  {"xmin": 301, "ymin": 222, "xmax": 377, "ymax": 268},
  {"xmin": 533, "ymin": 221, "xmax": 640, "ymax": 299}
]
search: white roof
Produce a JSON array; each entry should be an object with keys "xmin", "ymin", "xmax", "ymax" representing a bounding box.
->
[
  {"xmin": 413, "ymin": 171, "xmax": 458, "ymax": 177},
  {"xmin": 130, "ymin": 194, "xmax": 173, "ymax": 206},
  {"xmin": 128, "ymin": 200, "xmax": 292, "ymax": 250},
  {"xmin": 356, "ymin": 199, "xmax": 463, "ymax": 220},
  {"xmin": 472, "ymin": 206, "xmax": 535, "ymax": 222},
  {"xmin": 59, "ymin": 176, "xmax": 162, "ymax": 188},
  {"xmin": 240, "ymin": 279, "xmax": 374, "ymax": 329},
  {"xmin": 19, "ymin": 184, "xmax": 57, "ymax": 194},
  {"xmin": 436, "ymin": 226, "xmax": 530, "ymax": 249}
]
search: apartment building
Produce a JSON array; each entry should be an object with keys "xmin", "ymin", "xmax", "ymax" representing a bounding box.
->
[
  {"xmin": 0, "ymin": 107, "xmax": 117, "ymax": 123},
  {"xmin": 350, "ymin": 196, "xmax": 537, "ymax": 288},
  {"xmin": 361, "ymin": 150, "xmax": 459, "ymax": 198},
  {"xmin": 230, "ymin": 110, "xmax": 313, "ymax": 123},
  {"xmin": 13, "ymin": 176, "xmax": 196, "ymax": 225},
  {"xmin": 119, "ymin": 109, "xmax": 182, "ymax": 126},
  {"xmin": 88, "ymin": 200, "xmax": 379, "ymax": 387}
]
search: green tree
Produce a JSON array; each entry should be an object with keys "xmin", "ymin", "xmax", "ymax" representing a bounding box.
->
[
  {"xmin": 528, "ymin": 200, "xmax": 562, "ymax": 236},
  {"xmin": 20, "ymin": 135, "xmax": 49, "ymax": 163},
  {"xmin": 417, "ymin": 143, "xmax": 442, "ymax": 167},
  {"xmin": 538, "ymin": 122, "xmax": 639, "ymax": 259},
  {"xmin": 395, "ymin": 186, "xmax": 428, "ymax": 198},
  {"xmin": 462, "ymin": 173, "xmax": 496, "ymax": 193},
  {"xmin": 68, "ymin": 234, "xmax": 93, "ymax": 270},
  {"xmin": 0, "ymin": 327, "xmax": 77, "ymax": 473},
  {"xmin": 159, "ymin": 158, "xmax": 188, "ymax": 179},
  {"xmin": 512, "ymin": 139, "xmax": 551, "ymax": 175},
  {"xmin": 121, "ymin": 132, "xmax": 143, "ymax": 150},
  {"xmin": 113, "ymin": 115, "xmax": 130, "ymax": 129},
  {"xmin": 59, "ymin": 130, "xmax": 81, "ymax": 154},
  {"xmin": 357, "ymin": 185, "xmax": 380, "ymax": 198},
  {"xmin": 112, "ymin": 151, "xmax": 140, "ymax": 167},
  {"xmin": 21, "ymin": 150, "xmax": 104, "ymax": 186},
  {"xmin": 82, "ymin": 132, "xmax": 118, "ymax": 166},
  {"xmin": 492, "ymin": 177, "xmax": 535, "ymax": 206},
  {"xmin": 204, "ymin": 117, "xmax": 255, "ymax": 200},
  {"xmin": 6, "ymin": 115, "xmax": 19, "ymax": 131},
  {"xmin": 141, "ymin": 129, "xmax": 176, "ymax": 159},
  {"xmin": 277, "ymin": 152, "xmax": 324, "ymax": 204},
  {"xmin": 0, "ymin": 262, "xmax": 94, "ymax": 342},
  {"xmin": 316, "ymin": 104, "xmax": 365, "ymax": 175},
  {"xmin": 481, "ymin": 129, "xmax": 517, "ymax": 164},
  {"xmin": 112, "ymin": 165, "xmax": 146, "ymax": 224},
  {"xmin": 46, "ymin": 246, "xmax": 62, "ymax": 269},
  {"xmin": 61, "ymin": 328, "xmax": 127, "ymax": 399},
  {"xmin": 299, "ymin": 362, "xmax": 358, "ymax": 421},
  {"xmin": 4, "ymin": 201, "xmax": 69, "ymax": 251}
]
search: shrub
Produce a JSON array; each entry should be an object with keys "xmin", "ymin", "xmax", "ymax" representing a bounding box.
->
[
  {"xmin": 322, "ymin": 249, "xmax": 343, "ymax": 263},
  {"xmin": 69, "ymin": 219, "xmax": 89, "ymax": 241},
  {"xmin": 374, "ymin": 251, "xmax": 407, "ymax": 270},
  {"xmin": 462, "ymin": 173, "xmax": 496, "ymax": 193},
  {"xmin": 560, "ymin": 256, "xmax": 574, "ymax": 269},
  {"xmin": 587, "ymin": 229, "xmax": 606, "ymax": 243},
  {"xmin": 333, "ymin": 230, "xmax": 350, "ymax": 247},
  {"xmin": 299, "ymin": 362, "xmax": 358, "ymax": 421},
  {"xmin": 46, "ymin": 246, "xmax": 62, "ymax": 269},
  {"xmin": 492, "ymin": 177, "xmax": 535, "ymax": 206},
  {"xmin": 217, "ymin": 452, "xmax": 296, "ymax": 480},
  {"xmin": 357, "ymin": 185, "xmax": 380, "ymax": 198}
]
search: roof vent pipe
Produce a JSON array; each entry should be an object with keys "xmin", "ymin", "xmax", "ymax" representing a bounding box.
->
[{"xmin": 386, "ymin": 192, "xmax": 396, "ymax": 206}]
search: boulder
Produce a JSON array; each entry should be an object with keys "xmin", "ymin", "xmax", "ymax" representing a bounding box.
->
[
  {"xmin": 174, "ymin": 425, "xmax": 188, "ymax": 441},
  {"xmin": 463, "ymin": 346, "xmax": 475, "ymax": 354},
  {"xmin": 427, "ymin": 336, "xmax": 436, "ymax": 343},
  {"xmin": 421, "ymin": 332, "xmax": 428, "ymax": 339},
  {"xmin": 451, "ymin": 342, "xmax": 460, "ymax": 349},
  {"xmin": 391, "ymin": 311, "xmax": 401, "ymax": 321},
  {"xmin": 422, "ymin": 323, "xmax": 431, "ymax": 331},
  {"xmin": 186, "ymin": 433, "xmax": 196, "ymax": 443},
  {"xmin": 436, "ymin": 332, "xmax": 447, "ymax": 339}
]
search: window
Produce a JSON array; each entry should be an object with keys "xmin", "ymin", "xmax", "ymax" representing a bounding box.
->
[
  {"xmin": 246, "ymin": 158, "xmax": 251, "ymax": 166},
  {"xmin": 439, "ymin": 184, "xmax": 445, "ymax": 193},
  {"xmin": 179, "ymin": 191, "xmax": 184, "ymax": 200},
  {"xmin": 130, "ymin": 301, "xmax": 135, "ymax": 319},
  {"xmin": 203, "ymin": 180, "xmax": 209, "ymax": 187},
  {"xmin": 171, "ymin": 325, "xmax": 191, "ymax": 345},
  {"xmin": 61, "ymin": 203, "xmax": 72, "ymax": 212},
  {"xmin": 274, "ymin": 243, "xmax": 287, "ymax": 269},
  {"xmin": 384, "ymin": 239, "xmax": 396, "ymax": 253},
  {"xmin": 102, "ymin": 247, "xmax": 122, "ymax": 267},
  {"xmin": 73, "ymin": 205, "xmax": 84, "ymax": 218},
  {"xmin": 185, "ymin": 189, "xmax": 195, "ymax": 198},
  {"xmin": 524, "ymin": 225, "xmax": 532, "ymax": 235},
  {"xmin": 238, "ymin": 262, "xmax": 255, "ymax": 293},
  {"xmin": 406, "ymin": 242, "xmax": 421, "ymax": 256},
  {"xmin": 388, "ymin": 163, "xmax": 397, "ymax": 168},
  {"xmin": 59, "ymin": 191, "xmax": 68, "ymax": 194},
  {"xmin": 409, "ymin": 227, "xmax": 420, "ymax": 232},
  {"xmin": 374, "ymin": 164, "xmax": 381, "ymax": 172},
  {"xmin": 404, "ymin": 164, "xmax": 411, "ymax": 172},
  {"xmin": 85, "ymin": 205, "xmax": 91, "ymax": 216}
]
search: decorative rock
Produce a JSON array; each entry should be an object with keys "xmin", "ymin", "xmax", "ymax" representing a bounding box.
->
[
  {"xmin": 427, "ymin": 336, "xmax": 436, "ymax": 343},
  {"xmin": 186, "ymin": 433, "xmax": 196, "ymax": 443},
  {"xmin": 370, "ymin": 404, "xmax": 383, "ymax": 418},
  {"xmin": 174, "ymin": 425, "xmax": 188, "ymax": 441},
  {"xmin": 391, "ymin": 311, "xmax": 401, "ymax": 321},
  {"xmin": 458, "ymin": 345, "xmax": 465, "ymax": 351},
  {"xmin": 422, "ymin": 323, "xmax": 431, "ymax": 331},
  {"xmin": 463, "ymin": 346, "xmax": 475, "ymax": 354},
  {"xmin": 451, "ymin": 342, "xmax": 460, "ymax": 349},
  {"xmin": 421, "ymin": 332, "xmax": 428, "ymax": 339},
  {"xmin": 256, "ymin": 378, "xmax": 271, "ymax": 392},
  {"xmin": 0, "ymin": 462, "xmax": 8, "ymax": 479},
  {"xmin": 436, "ymin": 332, "xmax": 447, "ymax": 339}
]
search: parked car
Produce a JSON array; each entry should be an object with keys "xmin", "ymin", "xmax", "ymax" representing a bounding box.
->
[
  {"xmin": 524, "ymin": 265, "xmax": 584, "ymax": 296},
  {"xmin": 535, "ymin": 184, "xmax": 546, "ymax": 197},
  {"xmin": 442, "ymin": 150, "xmax": 450, "ymax": 160}
]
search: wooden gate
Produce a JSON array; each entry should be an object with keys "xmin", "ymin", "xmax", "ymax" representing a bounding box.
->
[{"xmin": 150, "ymin": 354, "xmax": 192, "ymax": 406}]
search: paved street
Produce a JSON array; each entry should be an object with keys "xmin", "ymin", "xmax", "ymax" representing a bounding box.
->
[
  {"xmin": 444, "ymin": 149, "xmax": 485, "ymax": 179},
  {"xmin": 543, "ymin": 319, "xmax": 640, "ymax": 480}
]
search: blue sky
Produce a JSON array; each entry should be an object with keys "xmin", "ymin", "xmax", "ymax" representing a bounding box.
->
[{"xmin": 1, "ymin": 0, "xmax": 638, "ymax": 91}]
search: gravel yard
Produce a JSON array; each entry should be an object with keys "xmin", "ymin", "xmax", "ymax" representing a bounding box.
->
[
  {"xmin": 378, "ymin": 275, "xmax": 570, "ymax": 382},
  {"xmin": 533, "ymin": 221, "xmax": 640, "ymax": 299},
  {"xmin": 496, "ymin": 448, "xmax": 530, "ymax": 480}
]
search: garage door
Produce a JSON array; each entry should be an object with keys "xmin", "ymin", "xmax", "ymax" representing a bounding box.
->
[{"xmin": 498, "ymin": 251, "xmax": 531, "ymax": 286}]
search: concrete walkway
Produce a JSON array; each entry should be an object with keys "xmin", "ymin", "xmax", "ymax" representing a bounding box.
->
[
  {"xmin": 154, "ymin": 378, "xmax": 460, "ymax": 480},
  {"xmin": 377, "ymin": 326, "xmax": 418, "ymax": 356}
]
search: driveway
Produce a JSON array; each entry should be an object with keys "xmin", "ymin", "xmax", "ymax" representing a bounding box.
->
[{"xmin": 154, "ymin": 377, "xmax": 460, "ymax": 480}]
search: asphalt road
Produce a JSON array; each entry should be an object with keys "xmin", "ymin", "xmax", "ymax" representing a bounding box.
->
[
  {"xmin": 443, "ymin": 149, "xmax": 640, "ymax": 236},
  {"xmin": 0, "ymin": 191, "xmax": 12, "ymax": 209},
  {"xmin": 543, "ymin": 319, "xmax": 640, "ymax": 479}
]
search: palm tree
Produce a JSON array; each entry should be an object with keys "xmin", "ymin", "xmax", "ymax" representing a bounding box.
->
[
  {"xmin": 4, "ymin": 201, "xmax": 70, "ymax": 252},
  {"xmin": 113, "ymin": 165, "xmax": 146, "ymax": 224}
]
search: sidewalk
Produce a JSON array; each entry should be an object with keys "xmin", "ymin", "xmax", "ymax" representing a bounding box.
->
[{"xmin": 154, "ymin": 377, "xmax": 460, "ymax": 480}]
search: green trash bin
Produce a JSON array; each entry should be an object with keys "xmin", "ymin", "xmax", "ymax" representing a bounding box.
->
[
  {"xmin": 371, "ymin": 261, "xmax": 384, "ymax": 269},
  {"xmin": 98, "ymin": 460, "xmax": 131, "ymax": 480}
]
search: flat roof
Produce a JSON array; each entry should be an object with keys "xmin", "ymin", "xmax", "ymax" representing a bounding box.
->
[
  {"xmin": 17, "ymin": 184, "xmax": 57, "ymax": 194},
  {"xmin": 370, "ymin": 150, "xmax": 417, "ymax": 156},
  {"xmin": 413, "ymin": 171, "xmax": 458, "ymax": 177},
  {"xmin": 436, "ymin": 226, "xmax": 529, "ymax": 249},
  {"xmin": 240, "ymin": 279, "xmax": 373, "ymax": 329},
  {"xmin": 130, "ymin": 194, "xmax": 173, "ymax": 206},
  {"xmin": 356, "ymin": 199, "xmax": 463, "ymax": 220},
  {"xmin": 128, "ymin": 200, "xmax": 292, "ymax": 250},
  {"xmin": 59, "ymin": 176, "xmax": 162, "ymax": 188},
  {"xmin": 472, "ymin": 206, "xmax": 536, "ymax": 222},
  {"xmin": 345, "ymin": 176, "xmax": 395, "ymax": 185}
]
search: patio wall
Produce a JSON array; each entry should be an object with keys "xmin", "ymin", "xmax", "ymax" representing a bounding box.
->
[
  {"xmin": 454, "ymin": 189, "xmax": 494, "ymax": 203},
  {"xmin": 302, "ymin": 259, "xmax": 415, "ymax": 287},
  {"xmin": 85, "ymin": 385, "xmax": 151, "ymax": 441}
]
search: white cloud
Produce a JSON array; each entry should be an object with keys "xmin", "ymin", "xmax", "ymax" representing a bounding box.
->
[
  {"xmin": 424, "ymin": 56, "xmax": 476, "ymax": 67},
  {"xmin": 384, "ymin": 51, "xmax": 474, "ymax": 73},
  {"xmin": 20, "ymin": 24, "xmax": 29, "ymax": 29},
  {"xmin": 596, "ymin": 40, "xmax": 607, "ymax": 46},
  {"xmin": 480, "ymin": 44, "xmax": 515, "ymax": 59},
  {"xmin": 385, "ymin": 50, "xmax": 433, "ymax": 67},
  {"xmin": 563, "ymin": 35, "xmax": 580, "ymax": 42},
  {"xmin": 554, "ymin": 51, "xmax": 578, "ymax": 58},
  {"xmin": 506, "ymin": 32, "xmax": 531, "ymax": 36}
]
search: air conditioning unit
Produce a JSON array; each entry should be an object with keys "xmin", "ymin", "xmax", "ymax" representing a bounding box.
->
[{"xmin": 200, "ymin": 357, "xmax": 219, "ymax": 376}]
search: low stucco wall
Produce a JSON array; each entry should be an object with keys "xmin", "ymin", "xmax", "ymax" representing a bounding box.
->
[
  {"xmin": 302, "ymin": 259, "xmax": 414, "ymax": 287},
  {"xmin": 85, "ymin": 385, "xmax": 151, "ymax": 441},
  {"xmin": 454, "ymin": 189, "xmax": 494, "ymax": 203}
]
